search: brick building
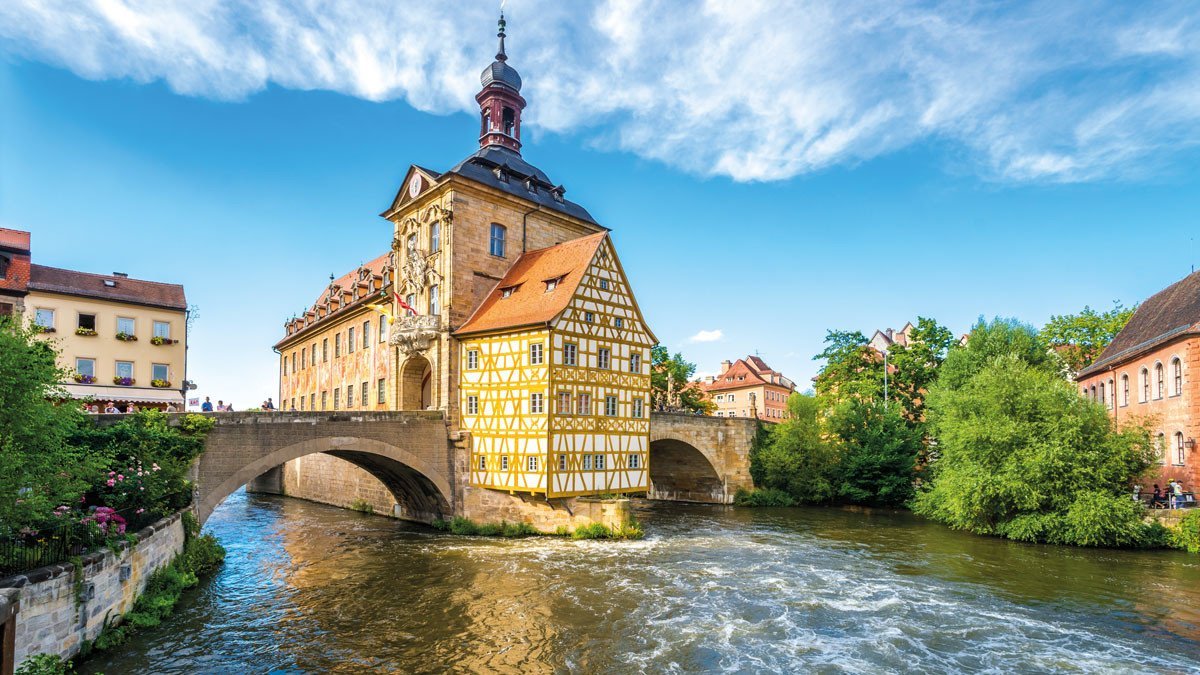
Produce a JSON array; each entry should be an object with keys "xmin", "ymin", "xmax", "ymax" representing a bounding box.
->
[
  {"xmin": 1076, "ymin": 270, "xmax": 1199, "ymax": 488},
  {"xmin": 700, "ymin": 356, "xmax": 796, "ymax": 422}
]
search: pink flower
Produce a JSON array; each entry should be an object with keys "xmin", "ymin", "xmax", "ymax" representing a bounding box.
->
[
  {"xmin": 106, "ymin": 479, "xmax": 115, "ymax": 487},
  {"xmin": 117, "ymin": 474, "xmax": 124, "ymax": 481},
  {"xmin": 135, "ymin": 508, "xmax": 145, "ymax": 514},
  {"xmin": 108, "ymin": 471, "xmax": 116, "ymax": 477}
]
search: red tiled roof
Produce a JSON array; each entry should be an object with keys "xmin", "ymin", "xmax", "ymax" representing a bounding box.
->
[
  {"xmin": 1079, "ymin": 269, "xmax": 1200, "ymax": 377},
  {"xmin": 0, "ymin": 228, "xmax": 31, "ymax": 252},
  {"xmin": 312, "ymin": 253, "xmax": 391, "ymax": 307},
  {"xmin": 28, "ymin": 265, "xmax": 186, "ymax": 310},
  {"xmin": 703, "ymin": 359, "xmax": 771, "ymax": 392},
  {"xmin": 275, "ymin": 252, "xmax": 391, "ymax": 348},
  {"xmin": 455, "ymin": 233, "xmax": 607, "ymax": 336}
]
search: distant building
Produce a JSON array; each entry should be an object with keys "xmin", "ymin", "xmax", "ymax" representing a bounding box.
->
[
  {"xmin": 700, "ymin": 356, "xmax": 796, "ymax": 422},
  {"xmin": 868, "ymin": 322, "xmax": 915, "ymax": 354},
  {"xmin": 1076, "ymin": 270, "xmax": 1198, "ymax": 488},
  {"xmin": 0, "ymin": 227, "xmax": 188, "ymax": 410}
]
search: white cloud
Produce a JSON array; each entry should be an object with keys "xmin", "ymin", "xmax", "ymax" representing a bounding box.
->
[
  {"xmin": 689, "ymin": 329, "xmax": 723, "ymax": 343},
  {"xmin": 2, "ymin": 0, "xmax": 1199, "ymax": 182}
]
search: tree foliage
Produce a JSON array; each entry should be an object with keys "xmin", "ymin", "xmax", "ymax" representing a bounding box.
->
[
  {"xmin": 1040, "ymin": 302, "xmax": 1135, "ymax": 372},
  {"xmin": 813, "ymin": 330, "xmax": 881, "ymax": 407},
  {"xmin": 885, "ymin": 317, "xmax": 957, "ymax": 422},
  {"xmin": 936, "ymin": 317, "xmax": 1054, "ymax": 391},
  {"xmin": 752, "ymin": 394, "xmax": 838, "ymax": 503},
  {"xmin": 827, "ymin": 399, "xmax": 923, "ymax": 507},
  {"xmin": 650, "ymin": 345, "xmax": 712, "ymax": 413}
]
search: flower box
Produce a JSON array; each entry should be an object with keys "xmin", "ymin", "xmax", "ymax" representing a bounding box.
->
[
  {"xmin": 76, "ymin": 328, "xmax": 98, "ymax": 337},
  {"xmin": 73, "ymin": 374, "xmax": 97, "ymax": 384},
  {"xmin": 38, "ymin": 326, "xmax": 56, "ymax": 334},
  {"xmin": 115, "ymin": 332, "xmax": 138, "ymax": 342},
  {"xmin": 151, "ymin": 379, "xmax": 172, "ymax": 388},
  {"xmin": 113, "ymin": 376, "xmax": 135, "ymax": 386},
  {"xmin": 150, "ymin": 336, "xmax": 177, "ymax": 346}
]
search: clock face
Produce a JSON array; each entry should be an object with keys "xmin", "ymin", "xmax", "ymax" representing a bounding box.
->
[{"xmin": 408, "ymin": 175, "xmax": 422, "ymax": 198}]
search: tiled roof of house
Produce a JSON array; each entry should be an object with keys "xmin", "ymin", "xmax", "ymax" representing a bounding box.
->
[
  {"xmin": 703, "ymin": 359, "xmax": 770, "ymax": 392},
  {"xmin": 276, "ymin": 252, "xmax": 392, "ymax": 348},
  {"xmin": 314, "ymin": 253, "xmax": 392, "ymax": 307},
  {"xmin": 27, "ymin": 265, "xmax": 186, "ymax": 310},
  {"xmin": 0, "ymin": 228, "xmax": 31, "ymax": 252},
  {"xmin": 1079, "ymin": 269, "xmax": 1200, "ymax": 377},
  {"xmin": 455, "ymin": 232, "xmax": 607, "ymax": 336}
]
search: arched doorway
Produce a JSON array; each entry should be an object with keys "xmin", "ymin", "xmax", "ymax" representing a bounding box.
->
[
  {"xmin": 400, "ymin": 355, "xmax": 432, "ymax": 411},
  {"xmin": 648, "ymin": 438, "xmax": 726, "ymax": 503}
]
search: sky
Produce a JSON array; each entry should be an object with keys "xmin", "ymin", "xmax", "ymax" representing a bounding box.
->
[{"xmin": 2, "ymin": 1, "xmax": 1199, "ymax": 406}]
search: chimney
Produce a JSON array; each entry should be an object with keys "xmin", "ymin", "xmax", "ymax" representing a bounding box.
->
[
  {"xmin": 113, "ymin": 272, "xmax": 129, "ymax": 278},
  {"xmin": 720, "ymin": 360, "xmax": 732, "ymax": 374}
]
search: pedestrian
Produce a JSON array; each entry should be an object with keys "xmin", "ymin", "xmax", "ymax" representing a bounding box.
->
[
  {"xmin": 89, "ymin": 404, "xmax": 100, "ymax": 414},
  {"xmin": 1152, "ymin": 484, "xmax": 1163, "ymax": 508},
  {"xmin": 217, "ymin": 400, "xmax": 226, "ymax": 412},
  {"xmin": 166, "ymin": 402, "xmax": 178, "ymax": 413},
  {"xmin": 127, "ymin": 403, "xmax": 139, "ymax": 413},
  {"xmin": 103, "ymin": 401, "xmax": 119, "ymax": 414},
  {"xmin": 1171, "ymin": 480, "xmax": 1184, "ymax": 510},
  {"xmin": 266, "ymin": 397, "xmax": 275, "ymax": 410},
  {"xmin": 201, "ymin": 396, "xmax": 213, "ymax": 412},
  {"xmin": 225, "ymin": 401, "xmax": 235, "ymax": 412},
  {"xmin": 1132, "ymin": 484, "xmax": 1141, "ymax": 503}
]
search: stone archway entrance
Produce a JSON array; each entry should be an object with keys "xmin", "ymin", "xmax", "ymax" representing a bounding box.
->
[
  {"xmin": 400, "ymin": 354, "xmax": 432, "ymax": 411},
  {"xmin": 648, "ymin": 438, "xmax": 727, "ymax": 503}
]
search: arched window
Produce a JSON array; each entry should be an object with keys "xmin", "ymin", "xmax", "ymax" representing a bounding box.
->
[
  {"xmin": 1176, "ymin": 432, "xmax": 1186, "ymax": 465},
  {"xmin": 1121, "ymin": 374, "xmax": 1129, "ymax": 406},
  {"xmin": 429, "ymin": 222, "xmax": 440, "ymax": 253},
  {"xmin": 502, "ymin": 107, "xmax": 515, "ymax": 136},
  {"xmin": 1155, "ymin": 363, "xmax": 1164, "ymax": 399},
  {"xmin": 1099, "ymin": 382, "xmax": 1105, "ymax": 406},
  {"xmin": 1172, "ymin": 358, "xmax": 1182, "ymax": 396},
  {"xmin": 1141, "ymin": 368, "xmax": 1150, "ymax": 402},
  {"xmin": 1091, "ymin": 385, "xmax": 1097, "ymax": 401},
  {"xmin": 489, "ymin": 223, "xmax": 507, "ymax": 257}
]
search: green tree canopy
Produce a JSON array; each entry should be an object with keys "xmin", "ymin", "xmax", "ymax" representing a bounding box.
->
[
  {"xmin": 1040, "ymin": 302, "xmax": 1135, "ymax": 372},
  {"xmin": 936, "ymin": 317, "xmax": 1055, "ymax": 391},
  {"xmin": 882, "ymin": 317, "xmax": 957, "ymax": 423},
  {"xmin": 813, "ymin": 330, "xmax": 882, "ymax": 407},
  {"xmin": 751, "ymin": 394, "xmax": 838, "ymax": 503},
  {"xmin": 827, "ymin": 399, "xmax": 923, "ymax": 507},
  {"xmin": 650, "ymin": 345, "xmax": 712, "ymax": 413}
]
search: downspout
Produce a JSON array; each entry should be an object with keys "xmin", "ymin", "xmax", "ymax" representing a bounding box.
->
[{"xmin": 522, "ymin": 205, "xmax": 541, "ymax": 254}]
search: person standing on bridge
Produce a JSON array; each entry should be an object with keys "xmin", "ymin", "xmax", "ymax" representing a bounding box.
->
[{"xmin": 201, "ymin": 397, "xmax": 213, "ymax": 412}]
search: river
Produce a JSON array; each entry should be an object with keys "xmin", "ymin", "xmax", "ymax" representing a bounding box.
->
[{"xmin": 80, "ymin": 490, "xmax": 1200, "ymax": 673}]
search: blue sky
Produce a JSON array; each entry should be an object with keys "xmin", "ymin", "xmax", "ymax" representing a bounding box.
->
[{"xmin": 2, "ymin": 2, "xmax": 1200, "ymax": 406}]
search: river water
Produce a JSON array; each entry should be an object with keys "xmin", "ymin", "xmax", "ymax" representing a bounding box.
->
[{"xmin": 81, "ymin": 490, "xmax": 1200, "ymax": 674}]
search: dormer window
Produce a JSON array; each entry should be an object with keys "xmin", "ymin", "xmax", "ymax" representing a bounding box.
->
[
  {"xmin": 525, "ymin": 177, "xmax": 537, "ymax": 194},
  {"xmin": 501, "ymin": 285, "xmax": 518, "ymax": 298},
  {"xmin": 544, "ymin": 275, "xmax": 564, "ymax": 292},
  {"xmin": 493, "ymin": 166, "xmax": 508, "ymax": 183},
  {"xmin": 551, "ymin": 186, "xmax": 565, "ymax": 203},
  {"xmin": 104, "ymin": 280, "xmax": 116, "ymax": 287}
]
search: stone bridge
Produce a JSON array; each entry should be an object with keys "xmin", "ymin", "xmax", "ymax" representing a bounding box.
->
[{"xmin": 171, "ymin": 410, "xmax": 756, "ymax": 527}]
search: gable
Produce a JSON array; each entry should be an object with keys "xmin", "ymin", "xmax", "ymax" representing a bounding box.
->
[
  {"xmin": 380, "ymin": 165, "xmax": 443, "ymax": 218},
  {"xmin": 550, "ymin": 236, "xmax": 657, "ymax": 346}
]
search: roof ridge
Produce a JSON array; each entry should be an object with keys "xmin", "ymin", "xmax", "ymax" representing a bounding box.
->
[{"xmin": 29, "ymin": 263, "xmax": 182, "ymax": 288}]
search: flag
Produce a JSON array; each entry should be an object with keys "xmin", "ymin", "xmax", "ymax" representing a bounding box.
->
[{"xmin": 394, "ymin": 290, "xmax": 417, "ymax": 316}]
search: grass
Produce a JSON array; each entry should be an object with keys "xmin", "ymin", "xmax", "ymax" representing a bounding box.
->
[
  {"xmin": 348, "ymin": 499, "xmax": 375, "ymax": 515},
  {"xmin": 432, "ymin": 516, "xmax": 644, "ymax": 540}
]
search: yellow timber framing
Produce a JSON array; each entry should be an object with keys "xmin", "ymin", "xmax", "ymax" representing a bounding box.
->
[{"xmin": 459, "ymin": 236, "xmax": 656, "ymax": 498}]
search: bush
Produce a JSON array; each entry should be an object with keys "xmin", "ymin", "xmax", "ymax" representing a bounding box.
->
[
  {"xmin": 570, "ymin": 520, "xmax": 644, "ymax": 540},
  {"xmin": 827, "ymin": 399, "xmax": 922, "ymax": 507},
  {"xmin": 348, "ymin": 499, "xmax": 374, "ymax": 515},
  {"xmin": 1173, "ymin": 511, "xmax": 1200, "ymax": 553},
  {"xmin": 733, "ymin": 488, "xmax": 796, "ymax": 507},
  {"xmin": 16, "ymin": 654, "xmax": 73, "ymax": 675},
  {"xmin": 751, "ymin": 394, "xmax": 838, "ymax": 503}
]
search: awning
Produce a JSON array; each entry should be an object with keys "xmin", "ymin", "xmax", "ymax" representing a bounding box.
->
[{"xmin": 61, "ymin": 384, "xmax": 184, "ymax": 405}]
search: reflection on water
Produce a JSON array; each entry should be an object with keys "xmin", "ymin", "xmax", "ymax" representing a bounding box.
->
[{"xmin": 80, "ymin": 490, "xmax": 1200, "ymax": 674}]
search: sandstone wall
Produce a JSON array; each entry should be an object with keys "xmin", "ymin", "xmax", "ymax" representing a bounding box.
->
[{"xmin": 0, "ymin": 512, "xmax": 186, "ymax": 665}]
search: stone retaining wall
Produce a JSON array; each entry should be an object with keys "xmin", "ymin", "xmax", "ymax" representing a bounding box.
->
[{"xmin": 0, "ymin": 512, "xmax": 186, "ymax": 665}]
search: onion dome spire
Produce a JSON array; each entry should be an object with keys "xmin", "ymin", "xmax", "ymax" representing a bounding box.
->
[{"xmin": 477, "ymin": 12, "xmax": 527, "ymax": 152}]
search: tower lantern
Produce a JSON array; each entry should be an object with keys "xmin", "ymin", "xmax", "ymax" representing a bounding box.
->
[{"xmin": 476, "ymin": 14, "xmax": 526, "ymax": 153}]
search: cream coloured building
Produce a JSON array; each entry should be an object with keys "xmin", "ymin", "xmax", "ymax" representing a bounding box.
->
[{"xmin": 1, "ymin": 227, "xmax": 188, "ymax": 410}]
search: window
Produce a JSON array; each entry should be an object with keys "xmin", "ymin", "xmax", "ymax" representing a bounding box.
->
[
  {"xmin": 467, "ymin": 350, "xmax": 479, "ymax": 369},
  {"xmin": 490, "ymin": 223, "xmax": 507, "ymax": 257},
  {"xmin": 379, "ymin": 320, "xmax": 387, "ymax": 343},
  {"xmin": 115, "ymin": 361, "xmax": 134, "ymax": 379},
  {"xmin": 728, "ymin": 393, "xmax": 736, "ymax": 402},
  {"xmin": 301, "ymin": 348, "xmax": 307, "ymax": 369},
  {"xmin": 1090, "ymin": 385, "xmax": 1096, "ymax": 401},
  {"xmin": 405, "ymin": 294, "xmax": 416, "ymax": 315},
  {"xmin": 323, "ymin": 338, "xmax": 329, "ymax": 362},
  {"xmin": 1173, "ymin": 358, "xmax": 1183, "ymax": 396},
  {"xmin": 1177, "ymin": 432, "xmax": 1187, "ymax": 465},
  {"xmin": 528, "ymin": 456, "xmax": 539, "ymax": 472},
  {"xmin": 35, "ymin": 308, "xmax": 55, "ymax": 330},
  {"xmin": 333, "ymin": 389, "xmax": 340, "ymax": 410},
  {"xmin": 630, "ymin": 353, "xmax": 641, "ymax": 373},
  {"xmin": 429, "ymin": 284, "xmax": 439, "ymax": 315},
  {"xmin": 347, "ymin": 327, "xmax": 356, "ymax": 353},
  {"xmin": 467, "ymin": 395, "xmax": 479, "ymax": 415},
  {"xmin": 1121, "ymin": 374, "xmax": 1129, "ymax": 406},
  {"xmin": 363, "ymin": 321, "xmax": 370, "ymax": 349},
  {"xmin": 378, "ymin": 378, "xmax": 386, "ymax": 403},
  {"xmin": 500, "ymin": 455, "xmax": 509, "ymax": 471},
  {"xmin": 153, "ymin": 321, "xmax": 170, "ymax": 339},
  {"xmin": 117, "ymin": 317, "xmax": 135, "ymax": 336},
  {"xmin": 530, "ymin": 393, "xmax": 544, "ymax": 414},
  {"xmin": 564, "ymin": 343, "xmax": 577, "ymax": 366},
  {"xmin": 576, "ymin": 393, "xmax": 591, "ymax": 416},
  {"xmin": 584, "ymin": 311, "xmax": 595, "ymax": 323},
  {"xmin": 557, "ymin": 391, "xmax": 571, "ymax": 414},
  {"xmin": 152, "ymin": 363, "xmax": 169, "ymax": 382},
  {"xmin": 599, "ymin": 279, "xmax": 609, "ymax": 290},
  {"xmin": 614, "ymin": 318, "xmax": 623, "ymax": 329},
  {"xmin": 311, "ymin": 393, "xmax": 316, "ymax": 411},
  {"xmin": 313, "ymin": 342, "xmax": 319, "ymax": 364},
  {"xmin": 633, "ymin": 398, "xmax": 643, "ymax": 418},
  {"xmin": 346, "ymin": 384, "xmax": 354, "ymax": 408},
  {"xmin": 530, "ymin": 343, "xmax": 544, "ymax": 365},
  {"xmin": 1099, "ymin": 382, "xmax": 1105, "ymax": 407},
  {"xmin": 1141, "ymin": 368, "xmax": 1149, "ymax": 402},
  {"xmin": 78, "ymin": 313, "xmax": 96, "ymax": 331},
  {"xmin": 1156, "ymin": 363, "xmax": 1164, "ymax": 399},
  {"xmin": 362, "ymin": 382, "xmax": 369, "ymax": 406},
  {"xmin": 629, "ymin": 454, "xmax": 641, "ymax": 469},
  {"xmin": 336, "ymin": 333, "xmax": 343, "ymax": 357},
  {"xmin": 594, "ymin": 454, "xmax": 606, "ymax": 470},
  {"xmin": 558, "ymin": 455, "xmax": 567, "ymax": 471},
  {"xmin": 0, "ymin": 255, "xmax": 7, "ymax": 279},
  {"xmin": 598, "ymin": 348, "xmax": 610, "ymax": 370},
  {"xmin": 407, "ymin": 233, "xmax": 417, "ymax": 254},
  {"xmin": 75, "ymin": 358, "xmax": 95, "ymax": 378},
  {"xmin": 583, "ymin": 455, "xmax": 593, "ymax": 470},
  {"xmin": 545, "ymin": 277, "xmax": 559, "ymax": 292},
  {"xmin": 291, "ymin": 352, "xmax": 296, "ymax": 373},
  {"xmin": 430, "ymin": 223, "xmax": 441, "ymax": 253},
  {"xmin": 479, "ymin": 456, "xmax": 487, "ymax": 471},
  {"xmin": 501, "ymin": 286, "xmax": 516, "ymax": 298},
  {"xmin": 300, "ymin": 396, "xmax": 305, "ymax": 411},
  {"xmin": 605, "ymin": 395, "xmax": 618, "ymax": 417}
]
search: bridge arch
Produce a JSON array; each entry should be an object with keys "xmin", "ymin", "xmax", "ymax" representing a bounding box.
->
[
  {"xmin": 646, "ymin": 413, "xmax": 757, "ymax": 504},
  {"xmin": 647, "ymin": 436, "xmax": 727, "ymax": 503}
]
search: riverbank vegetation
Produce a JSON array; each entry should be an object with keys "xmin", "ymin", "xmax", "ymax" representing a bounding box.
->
[
  {"xmin": 742, "ymin": 315, "xmax": 1189, "ymax": 550},
  {"xmin": 0, "ymin": 318, "xmax": 215, "ymax": 572},
  {"xmin": 431, "ymin": 515, "xmax": 645, "ymax": 540}
]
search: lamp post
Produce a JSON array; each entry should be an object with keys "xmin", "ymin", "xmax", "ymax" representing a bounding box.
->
[{"xmin": 883, "ymin": 349, "xmax": 888, "ymax": 409}]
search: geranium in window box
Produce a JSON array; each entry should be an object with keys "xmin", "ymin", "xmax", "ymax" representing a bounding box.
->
[
  {"xmin": 151, "ymin": 379, "xmax": 172, "ymax": 388},
  {"xmin": 73, "ymin": 374, "xmax": 96, "ymax": 384},
  {"xmin": 38, "ymin": 326, "xmax": 56, "ymax": 333},
  {"xmin": 75, "ymin": 327, "xmax": 98, "ymax": 337},
  {"xmin": 115, "ymin": 332, "xmax": 138, "ymax": 342},
  {"xmin": 113, "ymin": 376, "xmax": 135, "ymax": 386},
  {"xmin": 150, "ymin": 336, "xmax": 177, "ymax": 345}
]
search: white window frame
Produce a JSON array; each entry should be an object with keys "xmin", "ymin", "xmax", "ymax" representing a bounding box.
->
[
  {"xmin": 429, "ymin": 284, "xmax": 439, "ymax": 315},
  {"xmin": 633, "ymin": 398, "xmax": 643, "ymax": 419},
  {"xmin": 576, "ymin": 393, "xmax": 591, "ymax": 416},
  {"xmin": 630, "ymin": 353, "xmax": 641, "ymax": 373},
  {"xmin": 563, "ymin": 343, "xmax": 577, "ymax": 366},
  {"xmin": 115, "ymin": 360, "xmax": 134, "ymax": 379},
  {"xmin": 153, "ymin": 321, "xmax": 170, "ymax": 339},
  {"xmin": 467, "ymin": 350, "xmax": 479, "ymax": 370},
  {"xmin": 605, "ymin": 395, "xmax": 618, "ymax": 417},
  {"xmin": 116, "ymin": 316, "xmax": 136, "ymax": 336},
  {"xmin": 151, "ymin": 363, "xmax": 169, "ymax": 382},
  {"xmin": 527, "ymin": 456, "xmax": 538, "ymax": 472},
  {"xmin": 594, "ymin": 454, "xmax": 606, "ymax": 470},
  {"xmin": 75, "ymin": 357, "xmax": 95, "ymax": 378},
  {"xmin": 467, "ymin": 395, "xmax": 479, "ymax": 415},
  {"xmin": 501, "ymin": 455, "xmax": 509, "ymax": 471},
  {"xmin": 35, "ymin": 308, "xmax": 55, "ymax": 330},
  {"xmin": 629, "ymin": 454, "xmax": 641, "ymax": 469},
  {"xmin": 582, "ymin": 455, "xmax": 593, "ymax": 470},
  {"xmin": 530, "ymin": 393, "xmax": 544, "ymax": 414},
  {"xmin": 530, "ymin": 343, "xmax": 544, "ymax": 365},
  {"xmin": 598, "ymin": 347, "xmax": 610, "ymax": 370},
  {"xmin": 558, "ymin": 454, "xmax": 567, "ymax": 471}
]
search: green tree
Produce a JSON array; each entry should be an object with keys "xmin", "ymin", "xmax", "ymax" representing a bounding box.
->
[
  {"xmin": 827, "ymin": 399, "xmax": 923, "ymax": 507},
  {"xmin": 813, "ymin": 330, "xmax": 882, "ymax": 407},
  {"xmin": 885, "ymin": 317, "xmax": 957, "ymax": 423},
  {"xmin": 936, "ymin": 317, "xmax": 1055, "ymax": 392},
  {"xmin": 752, "ymin": 394, "xmax": 838, "ymax": 503},
  {"xmin": 914, "ymin": 354, "xmax": 1157, "ymax": 547},
  {"xmin": 650, "ymin": 345, "xmax": 712, "ymax": 413},
  {"xmin": 0, "ymin": 319, "xmax": 99, "ymax": 535},
  {"xmin": 1041, "ymin": 302, "xmax": 1135, "ymax": 372}
]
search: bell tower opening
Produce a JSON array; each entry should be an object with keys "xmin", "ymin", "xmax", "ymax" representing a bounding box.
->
[{"xmin": 476, "ymin": 14, "xmax": 526, "ymax": 154}]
